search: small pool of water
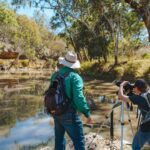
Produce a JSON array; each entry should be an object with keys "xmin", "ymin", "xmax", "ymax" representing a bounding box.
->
[
  {"xmin": 0, "ymin": 114, "xmax": 54, "ymax": 150},
  {"xmin": 0, "ymin": 73, "xmax": 55, "ymax": 150}
]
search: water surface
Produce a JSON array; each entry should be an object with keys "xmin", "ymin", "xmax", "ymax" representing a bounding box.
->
[
  {"xmin": 0, "ymin": 72, "xmax": 137, "ymax": 150},
  {"xmin": 0, "ymin": 72, "xmax": 54, "ymax": 150}
]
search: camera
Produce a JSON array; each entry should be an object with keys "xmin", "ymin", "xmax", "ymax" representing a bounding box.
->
[
  {"xmin": 115, "ymin": 81, "xmax": 134, "ymax": 111},
  {"xmin": 115, "ymin": 81, "xmax": 134, "ymax": 96}
]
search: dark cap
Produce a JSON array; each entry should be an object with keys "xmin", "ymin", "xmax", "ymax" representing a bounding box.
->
[{"xmin": 134, "ymin": 79, "xmax": 148, "ymax": 92}]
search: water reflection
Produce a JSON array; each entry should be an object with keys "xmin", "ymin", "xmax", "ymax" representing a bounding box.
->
[
  {"xmin": 0, "ymin": 73, "xmax": 54, "ymax": 150},
  {"xmin": 0, "ymin": 73, "xmax": 136, "ymax": 149},
  {"xmin": 0, "ymin": 114, "xmax": 54, "ymax": 150}
]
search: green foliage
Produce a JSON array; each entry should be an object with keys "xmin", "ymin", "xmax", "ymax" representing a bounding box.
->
[
  {"xmin": 0, "ymin": 2, "xmax": 18, "ymax": 44},
  {"xmin": 114, "ymin": 66, "xmax": 124, "ymax": 79},
  {"xmin": 0, "ymin": 0, "xmax": 148, "ymax": 83},
  {"xmin": 143, "ymin": 66, "xmax": 150, "ymax": 82},
  {"xmin": 2, "ymin": 0, "xmax": 149, "ymax": 65},
  {"xmin": 16, "ymin": 15, "xmax": 42, "ymax": 49},
  {"xmin": 119, "ymin": 37, "xmax": 143, "ymax": 58},
  {"xmin": 21, "ymin": 60, "xmax": 29, "ymax": 67},
  {"xmin": 0, "ymin": 1, "xmax": 67, "ymax": 62},
  {"xmin": 80, "ymin": 58, "xmax": 150, "ymax": 81},
  {"xmin": 0, "ymin": 3, "xmax": 18, "ymax": 26},
  {"xmin": 87, "ymin": 36, "xmax": 109, "ymax": 61},
  {"xmin": 124, "ymin": 62, "xmax": 141, "ymax": 78},
  {"xmin": 44, "ymin": 59, "xmax": 56, "ymax": 69},
  {"xmin": 25, "ymin": 48, "xmax": 35, "ymax": 59},
  {"xmin": 142, "ymin": 53, "xmax": 150, "ymax": 59},
  {"xmin": 80, "ymin": 61, "xmax": 98, "ymax": 76}
]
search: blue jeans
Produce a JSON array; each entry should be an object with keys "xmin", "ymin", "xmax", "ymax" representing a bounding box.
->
[
  {"xmin": 53, "ymin": 112, "xmax": 85, "ymax": 150},
  {"xmin": 132, "ymin": 129, "xmax": 150, "ymax": 150}
]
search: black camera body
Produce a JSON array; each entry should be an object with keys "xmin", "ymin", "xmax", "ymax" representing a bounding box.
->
[
  {"xmin": 115, "ymin": 81, "xmax": 134, "ymax": 96},
  {"xmin": 115, "ymin": 81, "xmax": 134, "ymax": 111}
]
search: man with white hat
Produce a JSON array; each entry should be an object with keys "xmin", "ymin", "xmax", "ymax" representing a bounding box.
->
[{"xmin": 50, "ymin": 51, "xmax": 92, "ymax": 150}]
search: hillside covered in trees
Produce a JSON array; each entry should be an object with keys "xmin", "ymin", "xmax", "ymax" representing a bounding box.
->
[
  {"xmin": 0, "ymin": 0, "xmax": 150, "ymax": 81},
  {"xmin": 0, "ymin": 1, "xmax": 68, "ymax": 70}
]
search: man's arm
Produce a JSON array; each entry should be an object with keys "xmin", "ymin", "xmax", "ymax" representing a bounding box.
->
[
  {"xmin": 118, "ymin": 81, "xmax": 130, "ymax": 103},
  {"xmin": 72, "ymin": 74, "xmax": 91, "ymax": 117}
]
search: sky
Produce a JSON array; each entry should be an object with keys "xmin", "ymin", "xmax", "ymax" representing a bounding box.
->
[
  {"xmin": 16, "ymin": 6, "xmax": 54, "ymax": 29},
  {"xmin": 4, "ymin": 0, "xmax": 54, "ymax": 18},
  {"xmin": 1, "ymin": 0, "xmax": 149, "ymax": 42},
  {"xmin": 9, "ymin": 0, "xmax": 65, "ymax": 34},
  {"xmin": 15, "ymin": 5, "xmax": 54, "ymax": 19},
  {"xmin": 0, "ymin": 0, "xmax": 55, "ymax": 32}
]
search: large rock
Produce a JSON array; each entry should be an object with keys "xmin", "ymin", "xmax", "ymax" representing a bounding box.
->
[{"xmin": 0, "ymin": 51, "xmax": 18, "ymax": 59}]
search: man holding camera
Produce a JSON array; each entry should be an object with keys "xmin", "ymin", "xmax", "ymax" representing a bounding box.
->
[{"xmin": 118, "ymin": 79, "xmax": 150, "ymax": 150}]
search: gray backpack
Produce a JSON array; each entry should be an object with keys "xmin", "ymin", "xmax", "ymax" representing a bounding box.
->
[
  {"xmin": 140, "ymin": 91, "xmax": 150, "ymax": 132},
  {"xmin": 44, "ymin": 72, "xmax": 71, "ymax": 116}
]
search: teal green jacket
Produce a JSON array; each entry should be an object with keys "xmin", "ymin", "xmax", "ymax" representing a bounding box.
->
[{"xmin": 50, "ymin": 66, "xmax": 90, "ymax": 118}]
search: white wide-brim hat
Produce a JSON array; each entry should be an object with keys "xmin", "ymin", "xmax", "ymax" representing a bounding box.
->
[{"xmin": 59, "ymin": 51, "xmax": 80, "ymax": 69}]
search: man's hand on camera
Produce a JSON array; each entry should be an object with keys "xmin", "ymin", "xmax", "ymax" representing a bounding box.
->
[{"xmin": 120, "ymin": 81, "xmax": 129, "ymax": 87}]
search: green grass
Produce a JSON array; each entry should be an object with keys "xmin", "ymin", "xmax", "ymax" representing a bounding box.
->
[{"xmin": 80, "ymin": 58, "xmax": 150, "ymax": 82}]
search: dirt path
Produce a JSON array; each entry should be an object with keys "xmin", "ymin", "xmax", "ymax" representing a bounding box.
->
[{"xmin": 84, "ymin": 79, "xmax": 118, "ymax": 98}]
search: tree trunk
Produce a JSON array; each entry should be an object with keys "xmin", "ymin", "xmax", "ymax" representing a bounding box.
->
[
  {"xmin": 83, "ymin": 48, "xmax": 89, "ymax": 61},
  {"xmin": 77, "ymin": 52, "xmax": 82, "ymax": 62},
  {"xmin": 148, "ymin": 25, "xmax": 150, "ymax": 41},
  {"xmin": 114, "ymin": 25, "xmax": 119, "ymax": 65},
  {"xmin": 124, "ymin": 0, "xmax": 150, "ymax": 41},
  {"xmin": 143, "ymin": 9, "xmax": 150, "ymax": 41},
  {"xmin": 103, "ymin": 55, "xmax": 107, "ymax": 63}
]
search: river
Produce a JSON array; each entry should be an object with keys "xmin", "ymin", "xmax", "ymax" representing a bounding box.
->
[{"xmin": 0, "ymin": 71, "xmax": 139, "ymax": 150}]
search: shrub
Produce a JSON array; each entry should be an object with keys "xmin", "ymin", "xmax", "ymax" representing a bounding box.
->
[
  {"xmin": 44, "ymin": 59, "xmax": 56, "ymax": 69},
  {"xmin": 80, "ymin": 61, "xmax": 98, "ymax": 76},
  {"xmin": 21, "ymin": 60, "xmax": 29, "ymax": 67},
  {"xmin": 114, "ymin": 66, "xmax": 124, "ymax": 79},
  {"xmin": 0, "ymin": 60, "xmax": 4, "ymax": 65},
  {"xmin": 144, "ymin": 67, "xmax": 150, "ymax": 83},
  {"xmin": 124, "ymin": 63, "xmax": 141, "ymax": 79},
  {"xmin": 142, "ymin": 53, "xmax": 150, "ymax": 59}
]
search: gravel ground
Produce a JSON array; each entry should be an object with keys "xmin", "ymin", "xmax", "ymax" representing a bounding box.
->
[{"xmin": 40, "ymin": 132, "xmax": 131, "ymax": 150}]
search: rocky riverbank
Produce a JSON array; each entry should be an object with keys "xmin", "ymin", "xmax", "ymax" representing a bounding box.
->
[{"xmin": 40, "ymin": 132, "xmax": 131, "ymax": 150}]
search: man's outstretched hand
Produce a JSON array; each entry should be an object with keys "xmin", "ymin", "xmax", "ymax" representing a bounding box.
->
[{"xmin": 85, "ymin": 116, "xmax": 93, "ymax": 124}]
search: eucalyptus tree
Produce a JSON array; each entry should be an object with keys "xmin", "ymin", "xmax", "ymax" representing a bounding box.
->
[
  {"xmin": 87, "ymin": 0, "xmax": 144, "ymax": 64},
  {"xmin": 10, "ymin": 0, "xmax": 145, "ymax": 64},
  {"xmin": 0, "ymin": 2, "xmax": 18, "ymax": 44},
  {"xmin": 85, "ymin": 0, "xmax": 119, "ymax": 63},
  {"xmin": 52, "ymin": 0, "xmax": 143, "ymax": 63},
  {"xmin": 124, "ymin": 0, "xmax": 150, "ymax": 41},
  {"xmin": 11, "ymin": 0, "xmax": 86, "ymax": 50},
  {"xmin": 68, "ymin": 1, "xmax": 111, "ymax": 62},
  {"xmin": 50, "ymin": 0, "xmax": 112, "ymax": 62},
  {"xmin": 10, "ymin": 0, "xmax": 99, "ymax": 60},
  {"xmin": 16, "ymin": 15, "xmax": 42, "ymax": 59}
]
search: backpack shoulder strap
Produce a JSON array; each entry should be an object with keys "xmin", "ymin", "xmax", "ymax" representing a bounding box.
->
[
  {"xmin": 141, "ymin": 91, "xmax": 150, "ymax": 110},
  {"xmin": 56, "ymin": 71, "xmax": 72, "ymax": 98},
  {"xmin": 146, "ymin": 92, "xmax": 150, "ymax": 109},
  {"xmin": 52, "ymin": 71, "xmax": 59, "ymax": 81},
  {"xmin": 147, "ymin": 91, "xmax": 150, "ymax": 103},
  {"xmin": 62, "ymin": 71, "xmax": 71, "ymax": 78},
  {"xmin": 54, "ymin": 71, "xmax": 71, "ymax": 79}
]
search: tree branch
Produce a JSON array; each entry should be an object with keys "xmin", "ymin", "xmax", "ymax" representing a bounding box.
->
[{"xmin": 125, "ymin": 0, "xmax": 150, "ymax": 41}]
